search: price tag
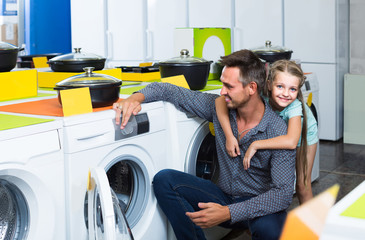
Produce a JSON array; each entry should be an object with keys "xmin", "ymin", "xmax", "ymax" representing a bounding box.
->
[
  {"xmin": 60, "ymin": 87, "xmax": 93, "ymax": 116},
  {"xmin": 161, "ymin": 75, "xmax": 190, "ymax": 89},
  {"xmin": 32, "ymin": 56, "xmax": 49, "ymax": 68}
]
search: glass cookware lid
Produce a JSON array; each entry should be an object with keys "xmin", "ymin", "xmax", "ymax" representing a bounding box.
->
[
  {"xmin": 251, "ymin": 40, "xmax": 293, "ymax": 54},
  {"xmin": 49, "ymin": 48, "xmax": 105, "ymax": 62},
  {"xmin": 0, "ymin": 41, "xmax": 18, "ymax": 50},
  {"xmin": 159, "ymin": 49, "xmax": 212, "ymax": 65},
  {"xmin": 56, "ymin": 67, "xmax": 122, "ymax": 87}
]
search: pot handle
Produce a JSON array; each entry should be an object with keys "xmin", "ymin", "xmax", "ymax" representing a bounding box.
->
[{"xmin": 18, "ymin": 47, "xmax": 25, "ymax": 52}]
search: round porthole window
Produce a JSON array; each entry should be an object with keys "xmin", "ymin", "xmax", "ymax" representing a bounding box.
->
[
  {"xmin": 185, "ymin": 123, "xmax": 219, "ymax": 183},
  {"xmin": 0, "ymin": 179, "xmax": 29, "ymax": 240},
  {"xmin": 84, "ymin": 157, "xmax": 149, "ymax": 229}
]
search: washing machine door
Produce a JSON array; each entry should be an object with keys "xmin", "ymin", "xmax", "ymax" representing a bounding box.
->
[
  {"xmin": 0, "ymin": 180, "xmax": 29, "ymax": 240},
  {"xmin": 87, "ymin": 167, "xmax": 134, "ymax": 240}
]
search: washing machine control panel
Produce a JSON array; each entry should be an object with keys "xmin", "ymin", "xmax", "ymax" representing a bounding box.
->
[{"xmin": 114, "ymin": 113, "xmax": 149, "ymax": 141}]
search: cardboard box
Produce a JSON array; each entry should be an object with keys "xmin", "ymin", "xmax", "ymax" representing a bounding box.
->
[{"xmin": 1, "ymin": 23, "xmax": 17, "ymax": 46}]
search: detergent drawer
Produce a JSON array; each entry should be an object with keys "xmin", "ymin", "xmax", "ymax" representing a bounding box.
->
[
  {"xmin": 0, "ymin": 130, "xmax": 60, "ymax": 163},
  {"xmin": 63, "ymin": 118, "xmax": 115, "ymax": 153}
]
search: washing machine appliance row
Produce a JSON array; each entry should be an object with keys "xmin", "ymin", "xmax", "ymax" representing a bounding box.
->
[
  {"xmin": 62, "ymin": 102, "xmax": 169, "ymax": 240},
  {"xmin": 164, "ymin": 102, "xmax": 217, "ymax": 179},
  {"xmin": 0, "ymin": 119, "xmax": 66, "ymax": 240},
  {"xmin": 301, "ymin": 72, "xmax": 320, "ymax": 182}
]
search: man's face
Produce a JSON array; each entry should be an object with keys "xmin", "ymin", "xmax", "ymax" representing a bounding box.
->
[{"xmin": 220, "ymin": 66, "xmax": 250, "ymax": 109}]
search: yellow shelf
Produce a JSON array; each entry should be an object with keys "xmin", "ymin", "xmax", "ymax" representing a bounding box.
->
[{"xmin": 121, "ymin": 71, "xmax": 161, "ymax": 82}]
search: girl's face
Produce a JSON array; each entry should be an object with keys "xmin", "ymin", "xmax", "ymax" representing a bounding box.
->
[{"xmin": 269, "ymin": 71, "xmax": 300, "ymax": 111}]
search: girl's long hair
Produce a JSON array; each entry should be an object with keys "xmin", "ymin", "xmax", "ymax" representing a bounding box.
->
[{"xmin": 264, "ymin": 60, "xmax": 308, "ymax": 185}]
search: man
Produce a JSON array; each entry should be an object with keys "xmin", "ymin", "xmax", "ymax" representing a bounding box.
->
[{"xmin": 113, "ymin": 49, "xmax": 296, "ymax": 240}]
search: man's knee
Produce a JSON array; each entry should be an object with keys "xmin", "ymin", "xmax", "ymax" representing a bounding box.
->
[
  {"xmin": 153, "ymin": 169, "xmax": 178, "ymax": 185},
  {"xmin": 154, "ymin": 169, "xmax": 170, "ymax": 183},
  {"xmin": 153, "ymin": 169, "xmax": 178, "ymax": 196}
]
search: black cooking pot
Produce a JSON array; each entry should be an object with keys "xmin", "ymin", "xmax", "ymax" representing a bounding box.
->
[
  {"xmin": 251, "ymin": 40, "xmax": 293, "ymax": 63},
  {"xmin": 0, "ymin": 41, "xmax": 24, "ymax": 72},
  {"xmin": 159, "ymin": 49, "xmax": 213, "ymax": 90},
  {"xmin": 48, "ymin": 48, "xmax": 106, "ymax": 72},
  {"xmin": 54, "ymin": 67, "xmax": 122, "ymax": 108}
]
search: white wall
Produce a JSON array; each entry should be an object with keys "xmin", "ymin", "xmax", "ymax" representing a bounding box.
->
[{"xmin": 350, "ymin": 0, "xmax": 365, "ymax": 74}]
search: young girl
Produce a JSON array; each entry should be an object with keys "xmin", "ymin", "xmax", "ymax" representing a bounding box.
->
[{"xmin": 215, "ymin": 59, "xmax": 318, "ymax": 204}]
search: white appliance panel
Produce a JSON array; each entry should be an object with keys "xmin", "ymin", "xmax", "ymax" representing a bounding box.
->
[
  {"xmin": 189, "ymin": 0, "xmax": 232, "ymax": 28},
  {"xmin": 302, "ymin": 73, "xmax": 320, "ymax": 182},
  {"xmin": 147, "ymin": 0, "xmax": 188, "ymax": 61},
  {"xmin": 343, "ymin": 74, "xmax": 365, "ymax": 145},
  {"xmin": 0, "ymin": 130, "xmax": 60, "ymax": 162},
  {"xmin": 301, "ymin": 63, "xmax": 340, "ymax": 140},
  {"xmin": 107, "ymin": 0, "xmax": 145, "ymax": 62},
  {"xmin": 71, "ymin": 0, "xmax": 106, "ymax": 56},
  {"xmin": 234, "ymin": 0, "xmax": 283, "ymax": 51},
  {"xmin": 284, "ymin": 0, "xmax": 336, "ymax": 63}
]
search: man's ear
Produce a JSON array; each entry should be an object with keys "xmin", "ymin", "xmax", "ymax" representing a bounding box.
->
[{"xmin": 249, "ymin": 81, "xmax": 257, "ymax": 95}]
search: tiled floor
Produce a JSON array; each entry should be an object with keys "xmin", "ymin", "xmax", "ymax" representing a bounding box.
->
[{"xmin": 223, "ymin": 139, "xmax": 365, "ymax": 240}]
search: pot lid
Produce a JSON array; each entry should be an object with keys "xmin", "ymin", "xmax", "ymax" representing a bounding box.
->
[
  {"xmin": 49, "ymin": 48, "xmax": 105, "ymax": 62},
  {"xmin": 159, "ymin": 49, "xmax": 212, "ymax": 65},
  {"xmin": 0, "ymin": 41, "xmax": 18, "ymax": 50},
  {"xmin": 56, "ymin": 67, "xmax": 122, "ymax": 87},
  {"xmin": 251, "ymin": 40, "xmax": 293, "ymax": 54}
]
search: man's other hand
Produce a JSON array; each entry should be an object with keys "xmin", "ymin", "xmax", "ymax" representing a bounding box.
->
[{"xmin": 186, "ymin": 202, "xmax": 231, "ymax": 228}]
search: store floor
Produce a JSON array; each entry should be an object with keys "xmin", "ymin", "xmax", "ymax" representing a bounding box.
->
[{"xmin": 223, "ymin": 139, "xmax": 365, "ymax": 240}]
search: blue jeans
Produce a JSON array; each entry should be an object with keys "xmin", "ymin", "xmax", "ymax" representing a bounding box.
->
[{"xmin": 153, "ymin": 169, "xmax": 287, "ymax": 240}]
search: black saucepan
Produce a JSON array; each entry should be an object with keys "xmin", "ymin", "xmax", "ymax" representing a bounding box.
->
[
  {"xmin": 48, "ymin": 48, "xmax": 106, "ymax": 72},
  {"xmin": 0, "ymin": 41, "xmax": 24, "ymax": 72},
  {"xmin": 158, "ymin": 49, "xmax": 212, "ymax": 90},
  {"xmin": 54, "ymin": 67, "xmax": 122, "ymax": 108},
  {"xmin": 251, "ymin": 40, "xmax": 293, "ymax": 63}
]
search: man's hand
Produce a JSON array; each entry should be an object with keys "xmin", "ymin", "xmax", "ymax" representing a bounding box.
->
[
  {"xmin": 185, "ymin": 202, "xmax": 231, "ymax": 228},
  {"xmin": 226, "ymin": 135, "xmax": 240, "ymax": 158},
  {"xmin": 113, "ymin": 93, "xmax": 145, "ymax": 129}
]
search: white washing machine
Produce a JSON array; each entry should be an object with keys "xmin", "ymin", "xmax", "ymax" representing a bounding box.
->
[
  {"xmin": 164, "ymin": 102, "xmax": 229, "ymax": 240},
  {"xmin": 0, "ymin": 118, "xmax": 66, "ymax": 240},
  {"xmin": 62, "ymin": 102, "xmax": 168, "ymax": 240},
  {"xmin": 302, "ymin": 72, "xmax": 320, "ymax": 182},
  {"xmin": 164, "ymin": 102, "xmax": 209, "ymax": 174}
]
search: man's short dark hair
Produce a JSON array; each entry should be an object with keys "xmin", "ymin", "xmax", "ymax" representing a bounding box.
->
[{"xmin": 219, "ymin": 49, "xmax": 266, "ymax": 93}]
